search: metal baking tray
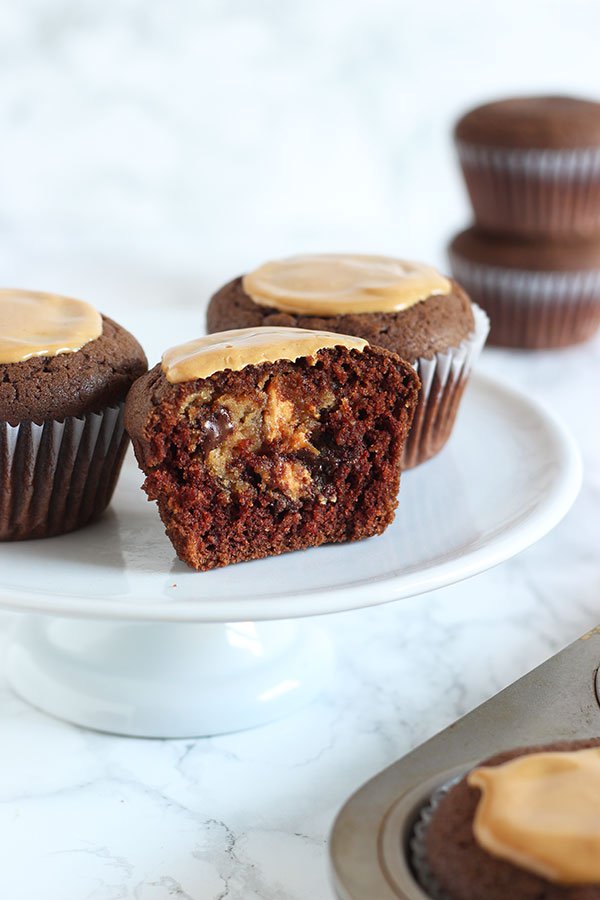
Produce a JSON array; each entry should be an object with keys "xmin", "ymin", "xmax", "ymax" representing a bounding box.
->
[{"xmin": 330, "ymin": 626, "xmax": 600, "ymax": 900}]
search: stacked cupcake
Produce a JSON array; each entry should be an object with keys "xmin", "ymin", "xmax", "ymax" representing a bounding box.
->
[{"xmin": 448, "ymin": 96, "xmax": 600, "ymax": 349}]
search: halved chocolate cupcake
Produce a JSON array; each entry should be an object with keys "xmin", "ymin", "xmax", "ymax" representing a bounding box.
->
[
  {"xmin": 125, "ymin": 327, "xmax": 420, "ymax": 570},
  {"xmin": 206, "ymin": 254, "xmax": 488, "ymax": 469}
]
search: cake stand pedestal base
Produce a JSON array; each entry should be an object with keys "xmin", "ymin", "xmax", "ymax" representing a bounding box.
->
[{"xmin": 6, "ymin": 615, "xmax": 334, "ymax": 738}]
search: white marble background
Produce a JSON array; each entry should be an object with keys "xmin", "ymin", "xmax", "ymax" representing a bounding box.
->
[
  {"xmin": 2, "ymin": 0, "xmax": 600, "ymax": 285},
  {"xmin": 1, "ymin": 2, "xmax": 600, "ymax": 899}
]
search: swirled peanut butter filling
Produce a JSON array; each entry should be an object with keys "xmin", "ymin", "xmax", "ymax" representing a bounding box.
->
[{"xmin": 176, "ymin": 373, "xmax": 337, "ymax": 503}]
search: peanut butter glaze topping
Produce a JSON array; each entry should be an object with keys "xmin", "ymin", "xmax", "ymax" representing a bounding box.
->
[
  {"xmin": 0, "ymin": 289, "xmax": 102, "ymax": 364},
  {"xmin": 242, "ymin": 253, "xmax": 451, "ymax": 316},
  {"xmin": 468, "ymin": 748, "xmax": 600, "ymax": 884},
  {"xmin": 161, "ymin": 327, "xmax": 368, "ymax": 384}
]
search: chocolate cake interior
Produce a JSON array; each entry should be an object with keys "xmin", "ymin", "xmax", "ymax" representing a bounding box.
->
[{"xmin": 129, "ymin": 345, "xmax": 418, "ymax": 570}]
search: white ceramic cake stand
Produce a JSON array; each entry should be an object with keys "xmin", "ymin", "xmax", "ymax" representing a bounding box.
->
[{"xmin": 0, "ymin": 374, "xmax": 581, "ymax": 738}]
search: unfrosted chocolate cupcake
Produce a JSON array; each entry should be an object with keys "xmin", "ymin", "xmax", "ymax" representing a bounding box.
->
[
  {"xmin": 206, "ymin": 254, "xmax": 489, "ymax": 469},
  {"xmin": 412, "ymin": 738, "xmax": 600, "ymax": 900},
  {"xmin": 455, "ymin": 96, "xmax": 600, "ymax": 238},
  {"xmin": 0, "ymin": 290, "xmax": 147, "ymax": 540},
  {"xmin": 449, "ymin": 227, "xmax": 600, "ymax": 348}
]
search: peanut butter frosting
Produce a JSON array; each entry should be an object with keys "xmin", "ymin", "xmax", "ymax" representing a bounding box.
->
[
  {"xmin": 468, "ymin": 748, "xmax": 600, "ymax": 884},
  {"xmin": 161, "ymin": 327, "xmax": 368, "ymax": 384},
  {"xmin": 0, "ymin": 289, "xmax": 102, "ymax": 364},
  {"xmin": 242, "ymin": 253, "xmax": 451, "ymax": 316}
]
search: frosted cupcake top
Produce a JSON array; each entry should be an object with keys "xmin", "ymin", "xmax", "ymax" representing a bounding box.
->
[
  {"xmin": 468, "ymin": 747, "xmax": 600, "ymax": 884},
  {"xmin": 161, "ymin": 326, "xmax": 368, "ymax": 383},
  {"xmin": 242, "ymin": 254, "xmax": 450, "ymax": 317},
  {"xmin": 0, "ymin": 289, "xmax": 102, "ymax": 364}
]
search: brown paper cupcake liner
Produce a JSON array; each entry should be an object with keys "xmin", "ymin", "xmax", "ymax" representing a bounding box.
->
[
  {"xmin": 410, "ymin": 776, "xmax": 460, "ymax": 900},
  {"xmin": 456, "ymin": 142, "xmax": 600, "ymax": 237},
  {"xmin": 0, "ymin": 402, "xmax": 127, "ymax": 541},
  {"xmin": 401, "ymin": 303, "xmax": 489, "ymax": 469},
  {"xmin": 449, "ymin": 253, "xmax": 600, "ymax": 349}
]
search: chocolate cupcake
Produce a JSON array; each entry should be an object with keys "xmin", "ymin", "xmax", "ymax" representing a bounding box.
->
[
  {"xmin": 449, "ymin": 227, "xmax": 600, "ymax": 348},
  {"xmin": 125, "ymin": 327, "xmax": 419, "ymax": 571},
  {"xmin": 0, "ymin": 289, "xmax": 147, "ymax": 540},
  {"xmin": 206, "ymin": 254, "xmax": 489, "ymax": 469},
  {"xmin": 412, "ymin": 738, "xmax": 600, "ymax": 900},
  {"xmin": 455, "ymin": 96, "xmax": 600, "ymax": 238}
]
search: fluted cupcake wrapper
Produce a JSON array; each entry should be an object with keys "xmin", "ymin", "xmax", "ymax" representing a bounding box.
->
[
  {"xmin": 401, "ymin": 303, "xmax": 489, "ymax": 469},
  {"xmin": 0, "ymin": 403, "xmax": 127, "ymax": 541},
  {"xmin": 449, "ymin": 253, "xmax": 600, "ymax": 349},
  {"xmin": 410, "ymin": 776, "xmax": 461, "ymax": 900},
  {"xmin": 456, "ymin": 142, "xmax": 600, "ymax": 237}
]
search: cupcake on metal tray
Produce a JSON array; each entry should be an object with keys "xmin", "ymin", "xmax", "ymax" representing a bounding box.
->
[{"xmin": 411, "ymin": 737, "xmax": 600, "ymax": 900}]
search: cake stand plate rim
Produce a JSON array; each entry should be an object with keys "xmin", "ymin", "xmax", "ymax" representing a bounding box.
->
[{"xmin": 0, "ymin": 372, "xmax": 582, "ymax": 623}]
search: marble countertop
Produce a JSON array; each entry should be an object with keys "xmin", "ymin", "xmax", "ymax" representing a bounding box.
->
[{"xmin": 1, "ymin": 301, "xmax": 598, "ymax": 899}]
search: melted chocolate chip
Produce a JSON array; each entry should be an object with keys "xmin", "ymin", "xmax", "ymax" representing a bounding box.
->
[{"xmin": 201, "ymin": 408, "xmax": 233, "ymax": 452}]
